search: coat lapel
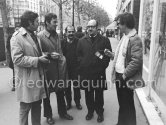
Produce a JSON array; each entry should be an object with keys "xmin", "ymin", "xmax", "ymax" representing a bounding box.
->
[
  {"xmin": 85, "ymin": 35, "xmax": 93, "ymax": 46},
  {"xmin": 93, "ymin": 34, "xmax": 101, "ymax": 46},
  {"xmin": 27, "ymin": 34, "xmax": 40, "ymax": 55},
  {"xmin": 20, "ymin": 28, "xmax": 40, "ymax": 56},
  {"xmin": 43, "ymin": 30, "xmax": 57, "ymax": 51},
  {"xmin": 85, "ymin": 34, "xmax": 101, "ymax": 47},
  {"xmin": 37, "ymin": 37, "xmax": 43, "ymax": 53}
]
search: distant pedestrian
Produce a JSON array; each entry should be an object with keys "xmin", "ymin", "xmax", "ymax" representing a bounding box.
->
[
  {"xmin": 6, "ymin": 34, "xmax": 15, "ymax": 91},
  {"xmin": 6, "ymin": 27, "xmax": 20, "ymax": 91},
  {"xmin": 75, "ymin": 26, "xmax": 85, "ymax": 39}
]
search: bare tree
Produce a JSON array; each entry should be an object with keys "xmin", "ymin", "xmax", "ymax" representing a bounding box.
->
[
  {"xmin": 63, "ymin": 0, "xmax": 81, "ymax": 25},
  {"xmin": 64, "ymin": 0, "xmax": 97, "ymax": 25},
  {"xmin": 75, "ymin": 0, "xmax": 81, "ymax": 25},
  {"xmin": 58, "ymin": 0, "xmax": 110, "ymax": 29},
  {"xmin": 0, "ymin": 0, "xmax": 9, "ymax": 61},
  {"xmin": 52, "ymin": 0, "xmax": 68, "ymax": 39},
  {"xmin": 78, "ymin": 0, "xmax": 110, "ymax": 27}
]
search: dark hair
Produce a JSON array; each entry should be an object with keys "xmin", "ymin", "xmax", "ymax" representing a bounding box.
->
[
  {"xmin": 77, "ymin": 26, "xmax": 82, "ymax": 32},
  {"xmin": 20, "ymin": 11, "xmax": 38, "ymax": 28},
  {"xmin": 44, "ymin": 13, "xmax": 57, "ymax": 27},
  {"xmin": 117, "ymin": 12, "xmax": 135, "ymax": 29}
]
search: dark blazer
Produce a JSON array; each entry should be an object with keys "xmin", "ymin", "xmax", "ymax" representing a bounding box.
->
[
  {"xmin": 61, "ymin": 37, "xmax": 79, "ymax": 79},
  {"xmin": 76, "ymin": 33, "xmax": 112, "ymax": 90}
]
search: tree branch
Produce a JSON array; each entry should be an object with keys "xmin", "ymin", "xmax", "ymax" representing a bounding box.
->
[{"xmin": 52, "ymin": 0, "xmax": 59, "ymax": 5}]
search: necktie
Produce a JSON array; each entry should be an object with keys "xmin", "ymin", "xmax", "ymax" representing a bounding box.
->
[{"xmin": 31, "ymin": 33, "xmax": 42, "ymax": 56}]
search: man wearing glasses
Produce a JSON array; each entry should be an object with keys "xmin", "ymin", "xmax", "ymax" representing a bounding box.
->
[
  {"xmin": 76, "ymin": 19, "xmax": 112, "ymax": 123},
  {"xmin": 61, "ymin": 25, "xmax": 82, "ymax": 111}
]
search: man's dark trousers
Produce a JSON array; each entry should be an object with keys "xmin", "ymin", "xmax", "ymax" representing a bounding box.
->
[
  {"xmin": 85, "ymin": 88, "xmax": 104, "ymax": 115},
  {"xmin": 43, "ymin": 90, "xmax": 67, "ymax": 118},
  {"xmin": 115, "ymin": 72, "xmax": 136, "ymax": 125},
  {"xmin": 65, "ymin": 77, "xmax": 81, "ymax": 105}
]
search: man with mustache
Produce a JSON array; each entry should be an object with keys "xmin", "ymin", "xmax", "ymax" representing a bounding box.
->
[{"xmin": 61, "ymin": 25, "xmax": 82, "ymax": 110}]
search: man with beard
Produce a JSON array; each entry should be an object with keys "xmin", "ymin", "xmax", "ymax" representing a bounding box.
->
[
  {"xmin": 38, "ymin": 13, "xmax": 73, "ymax": 125},
  {"xmin": 61, "ymin": 25, "xmax": 82, "ymax": 110},
  {"xmin": 76, "ymin": 19, "xmax": 112, "ymax": 123}
]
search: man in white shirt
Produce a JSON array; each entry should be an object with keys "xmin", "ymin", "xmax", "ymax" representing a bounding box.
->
[{"xmin": 111, "ymin": 12, "xmax": 143, "ymax": 125}]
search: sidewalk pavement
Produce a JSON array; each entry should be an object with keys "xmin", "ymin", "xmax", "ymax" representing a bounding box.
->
[{"xmin": 0, "ymin": 37, "xmax": 148, "ymax": 125}]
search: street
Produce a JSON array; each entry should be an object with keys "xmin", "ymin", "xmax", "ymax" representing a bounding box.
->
[{"xmin": 0, "ymin": 37, "xmax": 148, "ymax": 125}]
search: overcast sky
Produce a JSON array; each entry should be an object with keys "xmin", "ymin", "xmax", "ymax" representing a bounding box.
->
[{"xmin": 97, "ymin": 0, "xmax": 118, "ymax": 19}]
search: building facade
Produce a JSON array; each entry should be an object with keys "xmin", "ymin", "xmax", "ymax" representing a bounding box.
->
[
  {"xmin": 0, "ymin": 0, "xmax": 58, "ymax": 61},
  {"xmin": 0, "ymin": 0, "xmax": 57, "ymax": 27},
  {"xmin": 117, "ymin": 0, "xmax": 166, "ymax": 124}
]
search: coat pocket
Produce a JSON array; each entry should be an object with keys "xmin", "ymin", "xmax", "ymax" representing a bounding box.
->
[{"xmin": 126, "ymin": 71, "xmax": 145, "ymax": 90}]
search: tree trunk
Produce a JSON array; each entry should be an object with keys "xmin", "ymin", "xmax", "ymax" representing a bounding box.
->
[
  {"xmin": 0, "ymin": 0, "xmax": 9, "ymax": 62},
  {"xmin": 76, "ymin": 0, "xmax": 81, "ymax": 25},
  {"xmin": 59, "ymin": 0, "xmax": 63, "ymax": 40}
]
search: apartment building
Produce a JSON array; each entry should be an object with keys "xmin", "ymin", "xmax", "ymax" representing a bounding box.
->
[
  {"xmin": 0, "ymin": 0, "xmax": 57, "ymax": 27},
  {"xmin": 0, "ymin": 0, "xmax": 57, "ymax": 61}
]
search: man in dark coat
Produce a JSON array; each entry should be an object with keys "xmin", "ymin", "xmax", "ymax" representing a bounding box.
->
[
  {"xmin": 61, "ymin": 25, "xmax": 82, "ymax": 110},
  {"xmin": 76, "ymin": 19, "xmax": 112, "ymax": 123},
  {"xmin": 6, "ymin": 27, "xmax": 20, "ymax": 91},
  {"xmin": 6, "ymin": 34, "xmax": 15, "ymax": 91},
  {"xmin": 75, "ymin": 26, "xmax": 85, "ymax": 39},
  {"xmin": 38, "ymin": 13, "xmax": 73, "ymax": 125}
]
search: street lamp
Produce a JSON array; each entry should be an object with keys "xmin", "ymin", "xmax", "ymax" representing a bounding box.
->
[
  {"xmin": 72, "ymin": 0, "xmax": 74, "ymax": 26},
  {"xmin": 17, "ymin": 4, "xmax": 19, "ymax": 24}
]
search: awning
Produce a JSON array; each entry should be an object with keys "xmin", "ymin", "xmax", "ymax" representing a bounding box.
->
[{"xmin": 106, "ymin": 21, "xmax": 117, "ymax": 30}]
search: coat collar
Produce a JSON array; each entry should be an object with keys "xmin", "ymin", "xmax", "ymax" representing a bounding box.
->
[
  {"xmin": 84, "ymin": 33, "xmax": 101, "ymax": 46},
  {"xmin": 124, "ymin": 29, "xmax": 137, "ymax": 38},
  {"xmin": 19, "ymin": 27, "xmax": 41, "ymax": 56},
  {"xmin": 85, "ymin": 33, "xmax": 100, "ymax": 39},
  {"xmin": 42, "ymin": 29, "xmax": 58, "ymax": 38},
  {"xmin": 19, "ymin": 27, "xmax": 28, "ymax": 36},
  {"xmin": 43, "ymin": 29, "xmax": 51, "ymax": 38}
]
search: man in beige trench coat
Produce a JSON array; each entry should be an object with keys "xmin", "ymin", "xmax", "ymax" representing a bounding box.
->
[{"xmin": 10, "ymin": 11, "xmax": 49, "ymax": 125}]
